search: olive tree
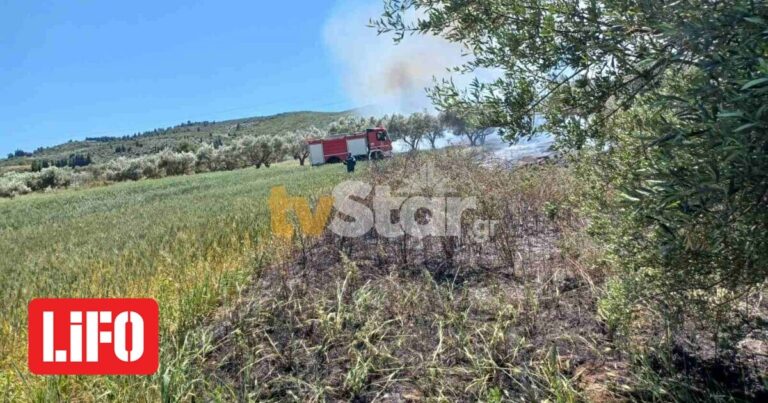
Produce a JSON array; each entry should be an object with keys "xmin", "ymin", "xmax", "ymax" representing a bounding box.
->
[
  {"xmin": 385, "ymin": 112, "xmax": 433, "ymax": 151},
  {"xmin": 236, "ymin": 135, "xmax": 285, "ymax": 168},
  {"xmin": 287, "ymin": 126, "xmax": 324, "ymax": 166},
  {"xmin": 374, "ymin": 1, "xmax": 768, "ymax": 326},
  {"xmin": 328, "ymin": 116, "xmax": 369, "ymax": 135},
  {"xmin": 440, "ymin": 109, "xmax": 493, "ymax": 146},
  {"xmin": 424, "ymin": 113, "xmax": 445, "ymax": 149}
]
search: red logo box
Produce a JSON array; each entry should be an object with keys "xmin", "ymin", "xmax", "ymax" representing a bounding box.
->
[{"xmin": 28, "ymin": 298, "xmax": 159, "ymax": 375}]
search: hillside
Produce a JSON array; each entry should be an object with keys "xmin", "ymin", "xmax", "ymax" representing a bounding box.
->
[{"xmin": 0, "ymin": 110, "xmax": 352, "ymax": 170}]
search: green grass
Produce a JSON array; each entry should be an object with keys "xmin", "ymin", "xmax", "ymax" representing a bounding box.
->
[{"xmin": 0, "ymin": 160, "xmax": 355, "ymax": 400}]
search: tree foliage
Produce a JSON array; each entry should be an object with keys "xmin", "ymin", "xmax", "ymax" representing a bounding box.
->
[
  {"xmin": 236, "ymin": 135, "xmax": 286, "ymax": 168},
  {"xmin": 374, "ymin": 0, "xmax": 768, "ymax": 322},
  {"xmin": 328, "ymin": 116, "xmax": 369, "ymax": 135},
  {"xmin": 423, "ymin": 113, "xmax": 445, "ymax": 149},
  {"xmin": 287, "ymin": 126, "xmax": 324, "ymax": 166},
  {"xmin": 31, "ymin": 154, "xmax": 93, "ymax": 172},
  {"xmin": 387, "ymin": 112, "xmax": 452, "ymax": 150},
  {"xmin": 440, "ymin": 109, "xmax": 494, "ymax": 146}
]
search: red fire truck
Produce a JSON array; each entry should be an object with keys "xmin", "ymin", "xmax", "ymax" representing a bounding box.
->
[{"xmin": 307, "ymin": 127, "xmax": 393, "ymax": 166}]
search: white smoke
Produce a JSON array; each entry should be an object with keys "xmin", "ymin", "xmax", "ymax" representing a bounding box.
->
[{"xmin": 323, "ymin": 0, "xmax": 473, "ymax": 115}]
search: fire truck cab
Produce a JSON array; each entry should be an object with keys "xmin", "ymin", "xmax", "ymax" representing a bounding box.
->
[{"xmin": 307, "ymin": 127, "xmax": 393, "ymax": 166}]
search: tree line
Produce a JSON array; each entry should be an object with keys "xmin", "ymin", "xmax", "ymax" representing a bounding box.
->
[
  {"xmin": 30, "ymin": 154, "xmax": 93, "ymax": 171},
  {"xmin": 6, "ymin": 149, "xmax": 33, "ymax": 159},
  {"xmin": 8, "ymin": 110, "xmax": 497, "ymax": 194},
  {"xmin": 86, "ymin": 120, "xmax": 218, "ymax": 142},
  {"xmin": 284, "ymin": 112, "xmax": 496, "ymax": 166},
  {"xmin": 385, "ymin": 110, "xmax": 495, "ymax": 150}
]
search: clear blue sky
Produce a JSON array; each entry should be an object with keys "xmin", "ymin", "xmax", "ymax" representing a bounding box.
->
[{"xmin": 0, "ymin": 0, "xmax": 358, "ymax": 156}]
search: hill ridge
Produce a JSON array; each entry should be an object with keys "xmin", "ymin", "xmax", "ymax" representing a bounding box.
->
[{"xmin": 2, "ymin": 109, "xmax": 356, "ymax": 169}]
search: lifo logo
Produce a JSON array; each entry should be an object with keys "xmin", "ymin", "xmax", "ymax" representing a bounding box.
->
[{"xmin": 28, "ymin": 298, "xmax": 159, "ymax": 375}]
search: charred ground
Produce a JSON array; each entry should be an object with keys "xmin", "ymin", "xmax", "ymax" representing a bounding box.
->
[{"xmin": 198, "ymin": 152, "xmax": 767, "ymax": 401}]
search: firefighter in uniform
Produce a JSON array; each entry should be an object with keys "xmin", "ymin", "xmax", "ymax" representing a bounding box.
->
[{"xmin": 343, "ymin": 153, "xmax": 357, "ymax": 173}]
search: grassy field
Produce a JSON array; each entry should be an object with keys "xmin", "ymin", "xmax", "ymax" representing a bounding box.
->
[
  {"xmin": 2, "ymin": 152, "xmax": 764, "ymax": 401},
  {"xmin": 0, "ymin": 160, "xmax": 354, "ymax": 400}
]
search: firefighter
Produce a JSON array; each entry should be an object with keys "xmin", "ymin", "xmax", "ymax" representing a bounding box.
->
[{"xmin": 343, "ymin": 153, "xmax": 357, "ymax": 173}]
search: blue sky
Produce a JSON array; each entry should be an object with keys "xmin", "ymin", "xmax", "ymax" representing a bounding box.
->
[{"xmin": 0, "ymin": 0, "xmax": 366, "ymax": 155}]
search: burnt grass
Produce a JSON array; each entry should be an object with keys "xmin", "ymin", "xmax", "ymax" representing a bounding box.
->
[{"xmin": 200, "ymin": 153, "xmax": 767, "ymax": 402}]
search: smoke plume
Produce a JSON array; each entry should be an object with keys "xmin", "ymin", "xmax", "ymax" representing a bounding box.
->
[{"xmin": 323, "ymin": 1, "xmax": 469, "ymax": 115}]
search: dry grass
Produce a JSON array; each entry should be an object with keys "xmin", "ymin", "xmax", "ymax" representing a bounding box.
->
[{"xmin": 198, "ymin": 151, "xmax": 621, "ymax": 401}]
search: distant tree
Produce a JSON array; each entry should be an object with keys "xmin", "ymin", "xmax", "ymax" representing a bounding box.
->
[
  {"xmin": 195, "ymin": 143, "xmax": 216, "ymax": 172},
  {"xmin": 409, "ymin": 112, "xmax": 432, "ymax": 150},
  {"xmin": 425, "ymin": 113, "xmax": 445, "ymax": 149},
  {"xmin": 328, "ymin": 116, "xmax": 370, "ymax": 135},
  {"xmin": 87, "ymin": 136, "xmax": 117, "ymax": 142},
  {"xmin": 368, "ymin": 116, "xmax": 387, "ymax": 128},
  {"xmin": 287, "ymin": 126, "xmax": 324, "ymax": 166},
  {"xmin": 440, "ymin": 109, "xmax": 492, "ymax": 146},
  {"xmin": 260, "ymin": 136, "xmax": 286, "ymax": 168},
  {"xmin": 175, "ymin": 141, "xmax": 197, "ymax": 153},
  {"xmin": 385, "ymin": 114, "xmax": 407, "ymax": 141},
  {"xmin": 67, "ymin": 153, "xmax": 92, "ymax": 168},
  {"xmin": 157, "ymin": 149, "xmax": 196, "ymax": 176},
  {"xmin": 32, "ymin": 153, "xmax": 93, "ymax": 170},
  {"xmin": 236, "ymin": 135, "xmax": 285, "ymax": 168},
  {"xmin": 386, "ymin": 113, "xmax": 427, "ymax": 151}
]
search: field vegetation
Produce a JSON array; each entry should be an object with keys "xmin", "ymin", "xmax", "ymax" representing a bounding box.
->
[
  {"xmin": 1, "ymin": 146, "xmax": 765, "ymax": 401},
  {"xmin": 0, "ymin": 160, "xmax": 351, "ymax": 400}
]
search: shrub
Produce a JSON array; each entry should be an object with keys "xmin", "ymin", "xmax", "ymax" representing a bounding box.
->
[
  {"xmin": 235, "ymin": 136, "xmax": 261, "ymax": 167},
  {"xmin": 213, "ymin": 145, "xmax": 243, "ymax": 171},
  {"xmin": 0, "ymin": 167, "xmax": 73, "ymax": 196},
  {"xmin": 29, "ymin": 167, "xmax": 72, "ymax": 191},
  {"xmin": 139, "ymin": 154, "xmax": 163, "ymax": 179},
  {"xmin": 195, "ymin": 143, "xmax": 216, "ymax": 172},
  {"xmin": 5, "ymin": 135, "xmax": 290, "ymax": 198},
  {"xmin": 0, "ymin": 174, "xmax": 32, "ymax": 198},
  {"xmin": 105, "ymin": 158, "xmax": 146, "ymax": 181},
  {"xmin": 103, "ymin": 155, "xmax": 165, "ymax": 181},
  {"xmin": 157, "ymin": 149, "xmax": 196, "ymax": 176}
]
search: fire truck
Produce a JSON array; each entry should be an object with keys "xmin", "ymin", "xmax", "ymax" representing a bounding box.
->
[{"xmin": 307, "ymin": 127, "xmax": 393, "ymax": 166}]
